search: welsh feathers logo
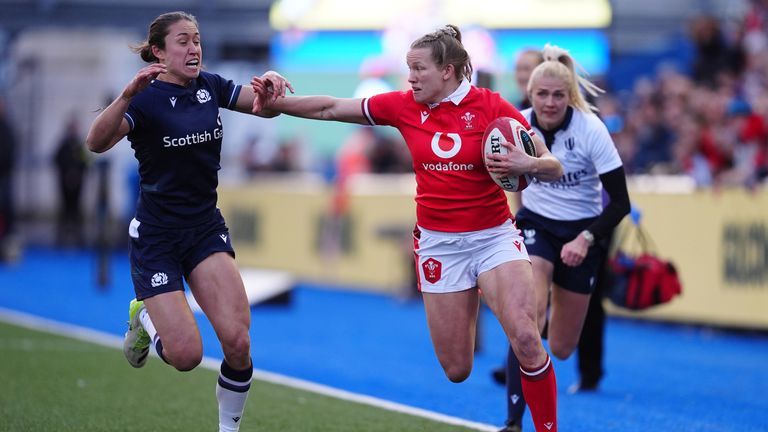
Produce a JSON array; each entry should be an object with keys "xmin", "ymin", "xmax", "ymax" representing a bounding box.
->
[
  {"xmin": 460, "ymin": 111, "xmax": 475, "ymax": 130},
  {"xmin": 151, "ymin": 272, "xmax": 168, "ymax": 288},
  {"xmin": 422, "ymin": 258, "xmax": 442, "ymax": 284},
  {"xmin": 196, "ymin": 89, "xmax": 211, "ymax": 104}
]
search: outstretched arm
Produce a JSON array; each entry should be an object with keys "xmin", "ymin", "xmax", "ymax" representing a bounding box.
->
[
  {"xmin": 86, "ymin": 63, "xmax": 167, "ymax": 153},
  {"xmin": 234, "ymin": 71, "xmax": 294, "ymax": 117},
  {"xmin": 250, "ymin": 76, "xmax": 369, "ymax": 125}
]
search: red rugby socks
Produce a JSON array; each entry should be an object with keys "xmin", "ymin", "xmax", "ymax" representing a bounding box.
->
[{"xmin": 520, "ymin": 354, "xmax": 557, "ymax": 432}]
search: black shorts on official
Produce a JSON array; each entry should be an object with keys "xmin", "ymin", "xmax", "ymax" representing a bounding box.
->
[
  {"xmin": 128, "ymin": 209, "xmax": 235, "ymax": 300},
  {"xmin": 515, "ymin": 207, "xmax": 607, "ymax": 294}
]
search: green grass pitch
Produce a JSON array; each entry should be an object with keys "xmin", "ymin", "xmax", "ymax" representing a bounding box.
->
[{"xmin": 0, "ymin": 320, "xmax": 484, "ymax": 432}]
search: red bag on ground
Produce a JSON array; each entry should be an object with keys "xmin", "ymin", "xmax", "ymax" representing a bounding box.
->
[
  {"xmin": 606, "ymin": 224, "xmax": 682, "ymax": 310},
  {"xmin": 622, "ymin": 253, "xmax": 682, "ymax": 309}
]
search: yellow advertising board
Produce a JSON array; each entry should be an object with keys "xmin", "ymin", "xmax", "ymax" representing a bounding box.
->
[
  {"xmin": 219, "ymin": 177, "xmax": 768, "ymax": 329},
  {"xmin": 218, "ymin": 175, "xmax": 417, "ymax": 293},
  {"xmin": 607, "ymin": 190, "xmax": 768, "ymax": 329}
]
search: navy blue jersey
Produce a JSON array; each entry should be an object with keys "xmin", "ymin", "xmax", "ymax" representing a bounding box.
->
[{"xmin": 124, "ymin": 71, "xmax": 242, "ymax": 227}]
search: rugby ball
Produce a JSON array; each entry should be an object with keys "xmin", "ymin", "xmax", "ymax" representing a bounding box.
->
[{"xmin": 482, "ymin": 117, "xmax": 537, "ymax": 192}]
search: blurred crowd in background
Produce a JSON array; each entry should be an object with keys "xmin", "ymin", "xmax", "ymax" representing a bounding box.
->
[
  {"xmin": 243, "ymin": 2, "xmax": 768, "ymax": 190},
  {"xmin": 603, "ymin": 5, "xmax": 768, "ymax": 189}
]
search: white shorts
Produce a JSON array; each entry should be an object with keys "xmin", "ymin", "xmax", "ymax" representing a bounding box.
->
[{"xmin": 413, "ymin": 219, "xmax": 530, "ymax": 294}]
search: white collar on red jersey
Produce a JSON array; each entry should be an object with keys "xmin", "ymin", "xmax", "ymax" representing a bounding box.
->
[{"xmin": 428, "ymin": 79, "xmax": 471, "ymax": 109}]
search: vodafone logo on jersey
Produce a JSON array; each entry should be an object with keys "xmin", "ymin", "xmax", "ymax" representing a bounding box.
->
[
  {"xmin": 421, "ymin": 132, "xmax": 475, "ymax": 172},
  {"xmin": 431, "ymin": 132, "xmax": 462, "ymax": 158},
  {"xmin": 422, "ymin": 258, "xmax": 442, "ymax": 284}
]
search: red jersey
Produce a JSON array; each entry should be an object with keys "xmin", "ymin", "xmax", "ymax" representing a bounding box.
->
[{"xmin": 363, "ymin": 81, "xmax": 531, "ymax": 232}]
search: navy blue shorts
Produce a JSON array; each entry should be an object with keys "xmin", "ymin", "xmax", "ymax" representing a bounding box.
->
[
  {"xmin": 128, "ymin": 209, "xmax": 235, "ymax": 300},
  {"xmin": 515, "ymin": 207, "xmax": 608, "ymax": 294}
]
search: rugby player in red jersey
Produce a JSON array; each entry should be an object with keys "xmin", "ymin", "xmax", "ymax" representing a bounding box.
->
[{"xmin": 252, "ymin": 24, "xmax": 563, "ymax": 432}]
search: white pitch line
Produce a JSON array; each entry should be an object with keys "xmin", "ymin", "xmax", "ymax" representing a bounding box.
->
[{"xmin": 0, "ymin": 307, "xmax": 498, "ymax": 432}]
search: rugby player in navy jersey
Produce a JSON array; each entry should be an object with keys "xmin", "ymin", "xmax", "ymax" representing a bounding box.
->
[
  {"xmin": 250, "ymin": 25, "xmax": 562, "ymax": 432},
  {"xmin": 85, "ymin": 11, "xmax": 292, "ymax": 432}
]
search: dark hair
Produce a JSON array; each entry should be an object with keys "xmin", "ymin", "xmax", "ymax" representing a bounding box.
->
[
  {"xmin": 410, "ymin": 24, "xmax": 473, "ymax": 82},
  {"xmin": 131, "ymin": 11, "xmax": 199, "ymax": 63}
]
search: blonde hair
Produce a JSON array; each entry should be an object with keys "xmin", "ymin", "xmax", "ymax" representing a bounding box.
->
[{"xmin": 528, "ymin": 43, "xmax": 603, "ymax": 112}]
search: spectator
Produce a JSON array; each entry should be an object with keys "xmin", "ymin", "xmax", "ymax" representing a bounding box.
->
[
  {"xmin": 368, "ymin": 131, "xmax": 410, "ymax": 174},
  {"xmin": 268, "ymin": 138, "xmax": 303, "ymax": 172},
  {"xmin": 668, "ymin": 112, "xmax": 715, "ymax": 186},
  {"xmin": 689, "ymin": 15, "xmax": 745, "ymax": 88},
  {"xmin": 0, "ymin": 97, "xmax": 17, "ymax": 261},
  {"xmin": 628, "ymin": 94, "xmax": 675, "ymax": 173},
  {"xmin": 513, "ymin": 49, "xmax": 544, "ymax": 109},
  {"xmin": 717, "ymin": 97, "xmax": 768, "ymax": 187},
  {"xmin": 54, "ymin": 114, "xmax": 89, "ymax": 247}
]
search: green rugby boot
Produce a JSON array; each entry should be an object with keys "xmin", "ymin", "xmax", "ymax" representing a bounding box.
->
[{"xmin": 123, "ymin": 299, "xmax": 150, "ymax": 368}]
